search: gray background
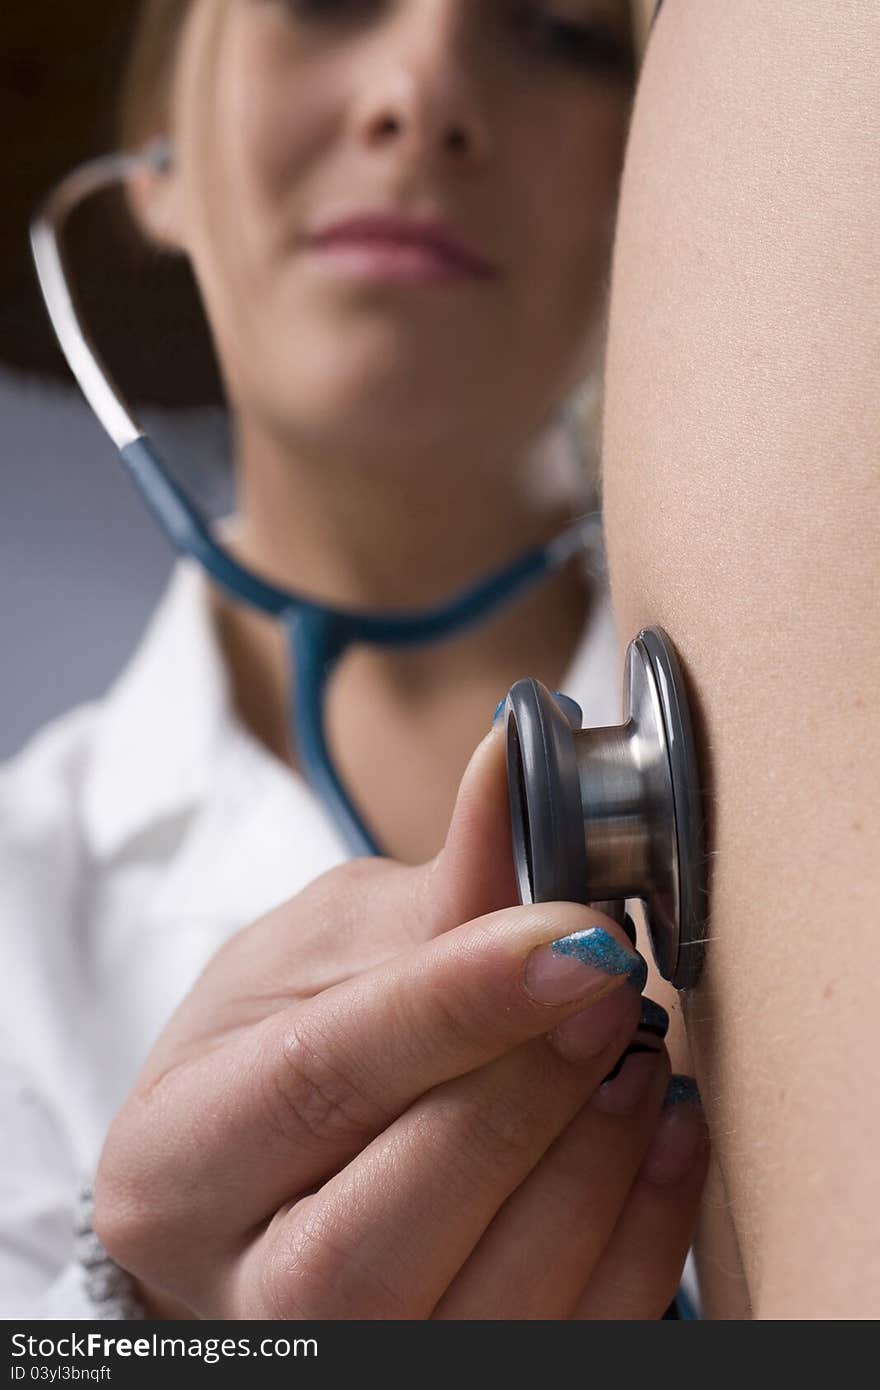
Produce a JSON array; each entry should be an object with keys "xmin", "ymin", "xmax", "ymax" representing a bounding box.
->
[{"xmin": 0, "ymin": 368, "xmax": 231, "ymax": 761}]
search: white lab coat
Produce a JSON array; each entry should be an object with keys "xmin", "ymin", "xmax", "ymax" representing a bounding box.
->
[{"xmin": 0, "ymin": 550, "xmax": 622, "ymax": 1318}]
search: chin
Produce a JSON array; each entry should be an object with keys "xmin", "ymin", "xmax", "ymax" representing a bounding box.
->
[
  {"xmin": 263, "ymin": 351, "xmax": 486, "ymax": 453},
  {"xmin": 271, "ymin": 390, "xmax": 492, "ymax": 463}
]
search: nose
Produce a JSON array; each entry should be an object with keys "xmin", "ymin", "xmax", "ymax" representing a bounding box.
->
[
  {"xmin": 365, "ymin": 100, "xmax": 479, "ymax": 162},
  {"xmin": 348, "ymin": 6, "xmax": 493, "ymax": 170}
]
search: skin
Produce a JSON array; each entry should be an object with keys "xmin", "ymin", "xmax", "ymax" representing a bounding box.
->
[
  {"xmin": 600, "ymin": 0, "xmax": 880, "ymax": 1317},
  {"xmin": 95, "ymin": 0, "xmax": 710, "ymax": 1318}
]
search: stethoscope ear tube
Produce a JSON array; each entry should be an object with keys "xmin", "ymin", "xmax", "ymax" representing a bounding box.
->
[
  {"xmin": 29, "ymin": 145, "xmax": 611, "ymax": 864},
  {"xmin": 502, "ymin": 627, "xmax": 707, "ymax": 991}
]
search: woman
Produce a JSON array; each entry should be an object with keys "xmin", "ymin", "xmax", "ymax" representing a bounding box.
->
[{"xmin": 0, "ymin": 0, "xmax": 708, "ymax": 1319}]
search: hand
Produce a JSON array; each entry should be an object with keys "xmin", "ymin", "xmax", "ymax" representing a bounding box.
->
[{"xmin": 94, "ymin": 725, "xmax": 708, "ymax": 1318}]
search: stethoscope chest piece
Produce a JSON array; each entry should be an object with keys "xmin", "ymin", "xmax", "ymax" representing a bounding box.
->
[{"xmin": 502, "ymin": 626, "xmax": 706, "ymax": 991}]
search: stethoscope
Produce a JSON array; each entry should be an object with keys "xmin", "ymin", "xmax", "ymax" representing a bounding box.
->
[{"xmin": 30, "ymin": 142, "xmax": 707, "ymax": 991}]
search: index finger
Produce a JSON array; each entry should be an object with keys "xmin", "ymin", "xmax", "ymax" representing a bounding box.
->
[{"xmin": 99, "ymin": 903, "xmax": 646, "ymax": 1262}]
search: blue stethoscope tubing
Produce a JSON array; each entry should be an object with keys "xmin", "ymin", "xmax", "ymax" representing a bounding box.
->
[
  {"xmin": 30, "ymin": 143, "xmax": 602, "ymax": 858},
  {"xmin": 121, "ymin": 436, "xmax": 598, "ymax": 856}
]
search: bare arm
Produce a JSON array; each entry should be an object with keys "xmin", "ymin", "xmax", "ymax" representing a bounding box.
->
[{"xmin": 601, "ymin": 0, "xmax": 879, "ymax": 1318}]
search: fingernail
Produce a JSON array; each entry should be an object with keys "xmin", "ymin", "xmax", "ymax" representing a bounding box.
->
[
  {"xmin": 552, "ymin": 692, "xmax": 583, "ymax": 729},
  {"xmin": 524, "ymin": 927, "xmax": 648, "ymax": 1006},
  {"xmin": 492, "ymin": 697, "xmax": 507, "ymax": 728},
  {"xmin": 638, "ymin": 998, "xmax": 670, "ymax": 1039},
  {"xmin": 549, "ymin": 986, "xmax": 640, "ymax": 1062},
  {"xmin": 642, "ymin": 1076, "xmax": 706, "ymax": 1185},
  {"xmin": 664, "ymin": 1075, "xmax": 700, "ymax": 1108},
  {"xmin": 592, "ymin": 1046, "xmax": 666, "ymax": 1115}
]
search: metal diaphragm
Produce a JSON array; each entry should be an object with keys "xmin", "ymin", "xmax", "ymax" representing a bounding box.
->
[{"xmin": 501, "ymin": 626, "xmax": 706, "ymax": 990}]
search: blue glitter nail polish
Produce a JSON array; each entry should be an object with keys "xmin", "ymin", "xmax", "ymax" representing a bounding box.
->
[
  {"xmin": 492, "ymin": 698, "xmax": 506, "ymax": 728},
  {"xmin": 664, "ymin": 1075, "xmax": 701, "ymax": 1108},
  {"xmin": 550, "ymin": 927, "xmax": 647, "ymax": 990},
  {"xmin": 639, "ymin": 998, "xmax": 670, "ymax": 1038}
]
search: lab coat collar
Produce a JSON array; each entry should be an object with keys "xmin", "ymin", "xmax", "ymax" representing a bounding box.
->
[{"xmin": 81, "ymin": 558, "xmax": 237, "ymax": 860}]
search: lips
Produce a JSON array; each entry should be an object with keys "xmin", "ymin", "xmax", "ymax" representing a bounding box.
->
[{"xmin": 303, "ymin": 212, "xmax": 499, "ymax": 280}]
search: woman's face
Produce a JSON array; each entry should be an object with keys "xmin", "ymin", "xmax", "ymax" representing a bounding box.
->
[{"xmin": 163, "ymin": 0, "xmax": 635, "ymax": 459}]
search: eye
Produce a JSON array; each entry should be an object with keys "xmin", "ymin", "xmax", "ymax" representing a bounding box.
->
[
  {"xmin": 518, "ymin": 6, "xmax": 636, "ymax": 78},
  {"xmin": 274, "ymin": 0, "xmax": 382, "ymax": 19}
]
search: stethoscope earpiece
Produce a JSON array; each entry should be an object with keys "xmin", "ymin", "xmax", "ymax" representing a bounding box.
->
[
  {"xmin": 143, "ymin": 138, "xmax": 175, "ymax": 175},
  {"xmin": 501, "ymin": 626, "xmax": 706, "ymax": 991}
]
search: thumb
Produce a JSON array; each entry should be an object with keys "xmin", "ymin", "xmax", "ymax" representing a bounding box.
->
[{"xmin": 419, "ymin": 720, "xmax": 520, "ymax": 936}]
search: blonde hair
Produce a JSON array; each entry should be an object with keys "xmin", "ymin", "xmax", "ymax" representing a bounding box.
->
[{"xmin": 120, "ymin": 0, "xmax": 191, "ymax": 149}]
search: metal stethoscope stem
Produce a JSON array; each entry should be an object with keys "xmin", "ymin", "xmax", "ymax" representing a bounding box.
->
[
  {"xmin": 500, "ymin": 631, "xmax": 707, "ymax": 989},
  {"xmin": 30, "ymin": 144, "xmax": 707, "ymax": 988}
]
